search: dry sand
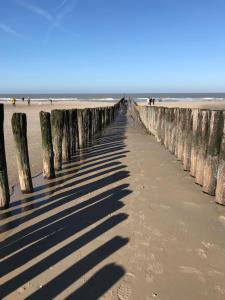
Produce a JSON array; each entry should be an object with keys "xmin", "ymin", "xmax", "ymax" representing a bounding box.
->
[
  {"xmin": 138, "ymin": 101, "xmax": 225, "ymax": 110},
  {"xmin": 1, "ymin": 109, "xmax": 225, "ymax": 299},
  {"xmin": 2, "ymin": 101, "xmax": 116, "ymax": 189}
]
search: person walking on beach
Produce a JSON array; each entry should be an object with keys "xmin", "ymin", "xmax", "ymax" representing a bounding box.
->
[
  {"xmin": 27, "ymin": 97, "xmax": 31, "ymax": 105},
  {"xmin": 152, "ymin": 98, "xmax": 155, "ymax": 105}
]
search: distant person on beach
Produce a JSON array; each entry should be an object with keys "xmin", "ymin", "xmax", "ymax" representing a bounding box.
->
[
  {"xmin": 21, "ymin": 97, "xmax": 25, "ymax": 102},
  {"xmin": 27, "ymin": 97, "xmax": 31, "ymax": 105},
  {"xmin": 11, "ymin": 98, "xmax": 16, "ymax": 106},
  {"xmin": 152, "ymin": 98, "xmax": 155, "ymax": 105},
  {"xmin": 147, "ymin": 98, "xmax": 151, "ymax": 105},
  {"xmin": 49, "ymin": 99, "xmax": 53, "ymax": 105},
  {"xmin": 148, "ymin": 98, "xmax": 152, "ymax": 105}
]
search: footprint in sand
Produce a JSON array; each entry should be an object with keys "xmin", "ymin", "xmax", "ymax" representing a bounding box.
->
[
  {"xmin": 215, "ymin": 285, "xmax": 225, "ymax": 295},
  {"xmin": 117, "ymin": 273, "xmax": 134, "ymax": 300},
  {"xmin": 183, "ymin": 201, "xmax": 200, "ymax": 208},
  {"xmin": 146, "ymin": 254, "xmax": 163, "ymax": 283},
  {"xmin": 196, "ymin": 248, "xmax": 207, "ymax": 259},
  {"xmin": 179, "ymin": 266, "xmax": 205, "ymax": 283}
]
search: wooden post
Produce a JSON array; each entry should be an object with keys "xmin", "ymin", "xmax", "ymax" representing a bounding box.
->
[
  {"xmin": 83, "ymin": 108, "xmax": 89, "ymax": 143},
  {"xmin": 39, "ymin": 111, "xmax": 55, "ymax": 179},
  {"xmin": 190, "ymin": 109, "xmax": 200, "ymax": 177},
  {"xmin": 182, "ymin": 109, "xmax": 193, "ymax": 171},
  {"xmin": 51, "ymin": 110, "xmax": 64, "ymax": 171},
  {"xmin": 88, "ymin": 108, "xmax": 93, "ymax": 140},
  {"xmin": 203, "ymin": 110, "xmax": 223, "ymax": 195},
  {"xmin": 195, "ymin": 110, "xmax": 210, "ymax": 185},
  {"xmin": 69, "ymin": 109, "xmax": 77, "ymax": 156},
  {"xmin": 77, "ymin": 109, "xmax": 85, "ymax": 148},
  {"xmin": 99, "ymin": 108, "xmax": 103, "ymax": 131},
  {"xmin": 92, "ymin": 108, "xmax": 96, "ymax": 135},
  {"xmin": 62, "ymin": 110, "xmax": 71, "ymax": 162},
  {"xmin": 0, "ymin": 104, "xmax": 10, "ymax": 209},
  {"xmin": 216, "ymin": 112, "xmax": 225, "ymax": 205},
  {"xmin": 11, "ymin": 113, "xmax": 33, "ymax": 193}
]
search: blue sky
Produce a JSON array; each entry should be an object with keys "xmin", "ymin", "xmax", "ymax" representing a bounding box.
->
[{"xmin": 0, "ymin": 0, "xmax": 225, "ymax": 93}]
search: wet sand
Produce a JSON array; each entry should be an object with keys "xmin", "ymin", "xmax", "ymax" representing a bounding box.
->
[
  {"xmin": 2, "ymin": 101, "xmax": 116, "ymax": 189},
  {"xmin": 1, "ymin": 109, "xmax": 225, "ymax": 299},
  {"xmin": 139, "ymin": 101, "xmax": 225, "ymax": 110}
]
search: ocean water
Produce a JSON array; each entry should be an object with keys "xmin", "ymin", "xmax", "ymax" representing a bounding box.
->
[{"xmin": 0, "ymin": 93, "xmax": 225, "ymax": 102}]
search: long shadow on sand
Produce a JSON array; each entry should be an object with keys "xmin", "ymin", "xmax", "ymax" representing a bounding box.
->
[{"xmin": 0, "ymin": 109, "xmax": 131, "ymax": 299}]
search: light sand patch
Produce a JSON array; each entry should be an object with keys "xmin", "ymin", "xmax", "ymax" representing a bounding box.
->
[
  {"xmin": 179, "ymin": 266, "xmax": 205, "ymax": 282},
  {"xmin": 218, "ymin": 215, "xmax": 225, "ymax": 227},
  {"xmin": 196, "ymin": 248, "xmax": 207, "ymax": 259},
  {"xmin": 183, "ymin": 201, "xmax": 200, "ymax": 208}
]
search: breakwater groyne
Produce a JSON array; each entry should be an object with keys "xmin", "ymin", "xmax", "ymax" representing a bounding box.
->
[
  {"xmin": 130, "ymin": 101, "xmax": 225, "ymax": 206},
  {"xmin": 0, "ymin": 98, "xmax": 125, "ymax": 209}
]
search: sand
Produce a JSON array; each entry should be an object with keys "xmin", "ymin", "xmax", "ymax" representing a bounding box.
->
[
  {"xmin": 138, "ymin": 101, "xmax": 225, "ymax": 110},
  {"xmin": 1, "ymin": 109, "xmax": 225, "ymax": 299},
  {"xmin": 1, "ymin": 101, "xmax": 116, "ymax": 189}
]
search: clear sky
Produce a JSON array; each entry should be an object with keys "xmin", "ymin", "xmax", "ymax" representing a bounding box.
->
[{"xmin": 0, "ymin": 0, "xmax": 225, "ymax": 93}]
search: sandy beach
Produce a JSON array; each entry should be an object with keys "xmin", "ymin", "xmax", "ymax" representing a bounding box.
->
[
  {"xmin": 2, "ymin": 101, "xmax": 116, "ymax": 190},
  {"xmin": 1, "ymin": 108, "xmax": 225, "ymax": 299}
]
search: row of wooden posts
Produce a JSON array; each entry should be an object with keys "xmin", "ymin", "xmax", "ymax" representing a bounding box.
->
[
  {"xmin": 133, "ymin": 102, "xmax": 225, "ymax": 206},
  {"xmin": 0, "ymin": 100, "xmax": 123, "ymax": 209}
]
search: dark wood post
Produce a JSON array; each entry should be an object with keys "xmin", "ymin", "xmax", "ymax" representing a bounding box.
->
[
  {"xmin": 51, "ymin": 110, "xmax": 64, "ymax": 171},
  {"xmin": 62, "ymin": 110, "xmax": 71, "ymax": 162},
  {"xmin": 11, "ymin": 113, "xmax": 33, "ymax": 193},
  {"xmin": 83, "ymin": 108, "xmax": 89, "ymax": 143},
  {"xmin": 0, "ymin": 104, "xmax": 10, "ymax": 209},
  {"xmin": 88, "ymin": 108, "xmax": 93, "ymax": 140},
  {"xmin": 39, "ymin": 111, "xmax": 55, "ymax": 179},
  {"xmin": 69, "ymin": 109, "xmax": 77, "ymax": 156}
]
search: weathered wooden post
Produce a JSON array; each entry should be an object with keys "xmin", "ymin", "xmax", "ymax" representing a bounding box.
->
[
  {"xmin": 195, "ymin": 110, "xmax": 210, "ymax": 185},
  {"xmin": 182, "ymin": 109, "xmax": 193, "ymax": 171},
  {"xmin": 92, "ymin": 108, "xmax": 96, "ymax": 136},
  {"xmin": 177, "ymin": 109, "xmax": 186, "ymax": 161},
  {"xmin": 84, "ymin": 108, "xmax": 89, "ymax": 143},
  {"xmin": 0, "ymin": 104, "xmax": 10, "ymax": 209},
  {"xmin": 51, "ymin": 110, "xmax": 64, "ymax": 171},
  {"xmin": 77, "ymin": 109, "xmax": 85, "ymax": 148},
  {"xmin": 190, "ymin": 109, "xmax": 201, "ymax": 177},
  {"xmin": 12, "ymin": 113, "xmax": 33, "ymax": 193},
  {"xmin": 169, "ymin": 108, "xmax": 176, "ymax": 154},
  {"xmin": 88, "ymin": 108, "xmax": 93, "ymax": 140},
  {"xmin": 69, "ymin": 109, "xmax": 77, "ymax": 156},
  {"xmin": 203, "ymin": 110, "xmax": 223, "ymax": 195},
  {"xmin": 216, "ymin": 112, "xmax": 225, "ymax": 205},
  {"xmin": 39, "ymin": 111, "xmax": 55, "ymax": 179},
  {"xmin": 62, "ymin": 110, "xmax": 71, "ymax": 162}
]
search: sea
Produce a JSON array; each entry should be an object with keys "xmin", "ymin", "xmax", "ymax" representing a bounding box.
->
[{"xmin": 1, "ymin": 93, "xmax": 225, "ymax": 103}]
